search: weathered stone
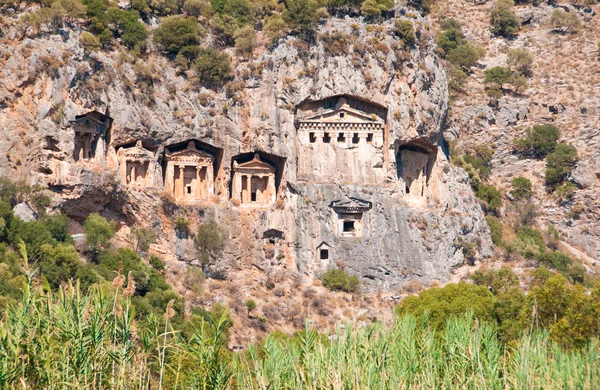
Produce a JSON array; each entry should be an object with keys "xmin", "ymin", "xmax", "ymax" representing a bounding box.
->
[{"xmin": 13, "ymin": 203, "xmax": 38, "ymax": 222}]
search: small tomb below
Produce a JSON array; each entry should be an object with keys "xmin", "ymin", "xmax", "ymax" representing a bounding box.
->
[{"xmin": 330, "ymin": 197, "xmax": 372, "ymax": 238}]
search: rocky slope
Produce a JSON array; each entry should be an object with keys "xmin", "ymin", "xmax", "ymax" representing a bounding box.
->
[
  {"xmin": 0, "ymin": 6, "xmax": 496, "ymax": 341},
  {"xmin": 437, "ymin": 0, "xmax": 600, "ymax": 265}
]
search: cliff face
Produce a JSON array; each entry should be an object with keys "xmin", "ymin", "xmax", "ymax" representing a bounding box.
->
[{"xmin": 0, "ymin": 10, "xmax": 492, "ymax": 291}]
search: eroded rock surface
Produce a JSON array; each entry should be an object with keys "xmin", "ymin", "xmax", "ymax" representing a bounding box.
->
[{"xmin": 0, "ymin": 10, "xmax": 492, "ymax": 291}]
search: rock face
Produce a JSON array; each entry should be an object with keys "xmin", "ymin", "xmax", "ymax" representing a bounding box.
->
[{"xmin": 0, "ymin": 10, "xmax": 493, "ymax": 291}]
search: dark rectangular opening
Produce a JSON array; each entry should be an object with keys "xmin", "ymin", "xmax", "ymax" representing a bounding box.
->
[
  {"xmin": 187, "ymin": 186, "xmax": 192, "ymax": 194},
  {"xmin": 337, "ymin": 133, "xmax": 345, "ymax": 143},
  {"xmin": 320, "ymin": 249, "xmax": 329, "ymax": 260},
  {"xmin": 367, "ymin": 133, "xmax": 373, "ymax": 143},
  {"xmin": 323, "ymin": 133, "xmax": 331, "ymax": 143},
  {"xmin": 251, "ymin": 192, "xmax": 257, "ymax": 202},
  {"xmin": 352, "ymin": 133, "xmax": 359, "ymax": 144},
  {"xmin": 309, "ymin": 132, "xmax": 316, "ymax": 143},
  {"xmin": 343, "ymin": 220, "xmax": 355, "ymax": 232},
  {"xmin": 339, "ymin": 112, "xmax": 345, "ymax": 118}
]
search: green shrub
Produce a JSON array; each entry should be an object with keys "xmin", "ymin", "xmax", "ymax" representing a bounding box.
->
[
  {"xmin": 149, "ymin": 255, "xmax": 165, "ymax": 271},
  {"xmin": 322, "ymin": 268, "xmax": 360, "ymax": 292},
  {"xmin": 106, "ymin": 9, "xmax": 148, "ymax": 50},
  {"xmin": 475, "ymin": 184, "xmax": 502, "ymax": 214},
  {"xmin": 485, "ymin": 66, "xmax": 512, "ymax": 89},
  {"xmin": 446, "ymin": 43, "xmax": 485, "ymax": 71},
  {"xmin": 555, "ymin": 181, "xmax": 577, "ymax": 202},
  {"xmin": 472, "ymin": 267, "xmax": 519, "ymax": 294},
  {"xmin": 510, "ymin": 176, "xmax": 532, "ymax": 200},
  {"xmin": 537, "ymin": 251, "xmax": 572, "ymax": 273},
  {"xmin": 507, "ymin": 47, "xmax": 533, "ymax": 77},
  {"xmin": 175, "ymin": 218, "xmax": 190, "ymax": 236},
  {"xmin": 245, "ymin": 299, "xmax": 256, "ymax": 316},
  {"xmin": 234, "ymin": 24, "xmax": 257, "ymax": 59},
  {"xmin": 437, "ymin": 18, "xmax": 464, "ymax": 54},
  {"xmin": 263, "ymin": 14, "xmax": 288, "ymax": 44},
  {"xmin": 194, "ymin": 219, "xmax": 225, "ymax": 265},
  {"xmin": 510, "ymin": 226, "xmax": 545, "ymax": 258},
  {"xmin": 283, "ymin": 0, "xmax": 320, "ymax": 39},
  {"xmin": 80, "ymin": 31, "xmax": 102, "ymax": 52},
  {"xmin": 550, "ymin": 9, "xmax": 580, "ymax": 34},
  {"xmin": 486, "ymin": 215, "xmax": 505, "ymax": 248},
  {"xmin": 514, "ymin": 124, "xmax": 560, "ymax": 158},
  {"xmin": 194, "ymin": 48, "xmax": 232, "ymax": 88},
  {"xmin": 153, "ymin": 16, "xmax": 202, "ymax": 55},
  {"xmin": 490, "ymin": 0, "xmax": 520, "ymax": 37},
  {"xmin": 135, "ymin": 227, "xmax": 156, "ymax": 253},
  {"xmin": 360, "ymin": 0, "xmax": 393, "ymax": 17},
  {"xmin": 394, "ymin": 19, "xmax": 415, "ymax": 46},
  {"xmin": 545, "ymin": 143, "xmax": 578, "ymax": 188},
  {"xmin": 395, "ymin": 282, "xmax": 495, "ymax": 331},
  {"xmin": 83, "ymin": 213, "xmax": 115, "ymax": 252}
]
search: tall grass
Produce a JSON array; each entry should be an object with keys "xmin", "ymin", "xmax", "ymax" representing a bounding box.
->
[{"xmin": 0, "ymin": 250, "xmax": 598, "ymax": 388}]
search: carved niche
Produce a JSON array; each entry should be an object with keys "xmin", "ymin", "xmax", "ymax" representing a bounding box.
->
[
  {"xmin": 231, "ymin": 154, "xmax": 276, "ymax": 206},
  {"xmin": 164, "ymin": 141, "xmax": 215, "ymax": 201}
]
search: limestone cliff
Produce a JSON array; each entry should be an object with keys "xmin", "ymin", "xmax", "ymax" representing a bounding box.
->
[{"xmin": 0, "ymin": 8, "xmax": 492, "ymax": 294}]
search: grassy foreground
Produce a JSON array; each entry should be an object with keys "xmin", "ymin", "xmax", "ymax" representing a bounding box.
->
[{"xmin": 1, "ymin": 272, "xmax": 599, "ymax": 390}]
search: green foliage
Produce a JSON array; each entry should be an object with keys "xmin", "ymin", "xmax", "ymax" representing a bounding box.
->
[
  {"xmin": 514, "ymin": 124, "xmax": 560, "ymax": 158},
  {"xmin": 555, "ymin": 181, "xmax": 577, "ymax": 202},
  {"xmin": 245, "ymin": 299, "xmax": 256, "ymax": 316},
  {"xmin": 472, "ymin": 267, "xmax": 519, "ymax": 294},
  {"xmin": 490, "ymin": 0, "xmax": 520, "ymax": 37},
  {"xmin": 395, "ymin": 282, "xmax": 495, "ymax": 331},
  {"xmin": 194, "ymin": 219, "xmax": 225, "ymax": 265},
  {"xmin": 38, "ymin": 243, "xmax": 82, "ymax": 289},
  {"xmin": 446, "ymin": 43, "xmax": 484, "ymax": 71},
  {"xmin": 550, "ymin": 9, "xmax": 580, "ymax": 34},
  {"xmin": 360, "ymin": 0, "xmax": 393, "ymax": 17},
  {"xmin": 507, "ymin": 47, "xmax": 533, "ymax": 77},
  {"xmin": 134, "ymin": 226, "xmax": 156, "ymax": 253},
  {"xmin": 475, "ymin": 184, "xmax": 502, "ymax": 215},
  {"xmin": 153, "ymin": 16, "xmax": 202, "ymax": 55},
  {"xmin": 194, "ymin": 48, "xmax": 232, "ymax": 88},
  {"xmin": 83, "ymin": 213, "xmax": 115, "ymax": 252},
  {"xmin": 149, "ymin": 255, "xmax": 165, "ymax": 271},
  {"xmin": 484, "ymin": 66, "xmax": 512, "ymax": 88},
  {"xmin": 322, "ymin": 268, "xmax": 360, "ymax": 292},
  {"xmin": 510, "ymin": 176, "xmax": 532, "ymax": 200},
  {"xmin": 537, "ymin": 251, "xmax": 572, "ymax": 273},
  {"xmin": 438, "ymin": 18, "xmax": 465, "ymax": 54},
  {"xmin": 106, "ymin": 9, "xmax": 148, "ymax": 50},
  {"xmin": 80, "ymin": 31, "xmax": 101, "ymax": 52},
  {"xmin": 545, "ymin": 143, "xmax": 578, "ymax": 188},
  {"xmin": 510, "ymin": 226, "xmax": 545, "ymax": 258},
  {"xmin": 175, "ymin": 218, "xmax": 190, "ymax": 236},
  {"xmin": 263, "ymin": 14, "xmax": 288, "ymax": 44},
  {"xmin": 485, "ymin": 216, "xmax": 505, "ymax": 248},
  {"xmin": 394, "ymin": 19, "xmax": 415, "ymax": 46},
  {"xmin": 283, "ymin": 0, "xmax": 320, "ymax": 39},
  {"xmin": 234, "ymin": 24, "xmax": 257, "ymax": 59}
]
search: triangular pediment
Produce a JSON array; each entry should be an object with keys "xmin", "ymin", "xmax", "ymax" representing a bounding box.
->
[
  {"xmin": 316, "ymin": 241, "xmax": 330, "ymax": 249},
  {"xmin": 234, "ymin": 154, "xmax": 275, "ymax": 172},
  {"xmin": 302, "ymin": 106, "xmax": 383, "ymax": 124},
  {"xmin": 121, "ymin": 143, "xmax": 154, "ymax": 160},
  {"xmin": 167, "ymin": 148, "xmax": 214, "ymax": 160},
  {"xmin": 330, "ymin": 197, "xmax": 372, "ymax": 213}
]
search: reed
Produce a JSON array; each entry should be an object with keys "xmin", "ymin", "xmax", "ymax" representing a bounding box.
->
[{"xmin": 0, "ymin": 252, "xmax": 598, "ymax": 389}]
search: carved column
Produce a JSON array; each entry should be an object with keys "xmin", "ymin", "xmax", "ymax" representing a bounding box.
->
[
  {"xmin": 178, "ymin": 165, "xmax": 185, "ymax": 200},
  {"xmin": 195, "ymin": 165, "xmax": 202, "ymax": 199}
]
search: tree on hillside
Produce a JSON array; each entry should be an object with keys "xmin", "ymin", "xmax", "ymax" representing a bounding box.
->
[{"xmin": 490, "ymin": 0, "xmax": 520, "ymax": 37}]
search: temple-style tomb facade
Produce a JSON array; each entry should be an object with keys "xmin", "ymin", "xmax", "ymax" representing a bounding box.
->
[
  {"xmin": 116, "ymin": 141, "xmax": 157, "ymax": 187},
  {"xmin": 331, "ymin": 197, "xmax": 372, "ymax": 238},
  {"xmin": 73, "ymin": 110, "xmax": 112, "ymax": 161},
  {"xmin": 296, "ymin": 95, "xmax": 387, "ymax": 184},
  {"xmin": 231, "ymin": 154, "xmax": 276, "ymax": 206},
  {"xmin": 164, "ymin": 141, "xmax": 214, "ymax": 201}
]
